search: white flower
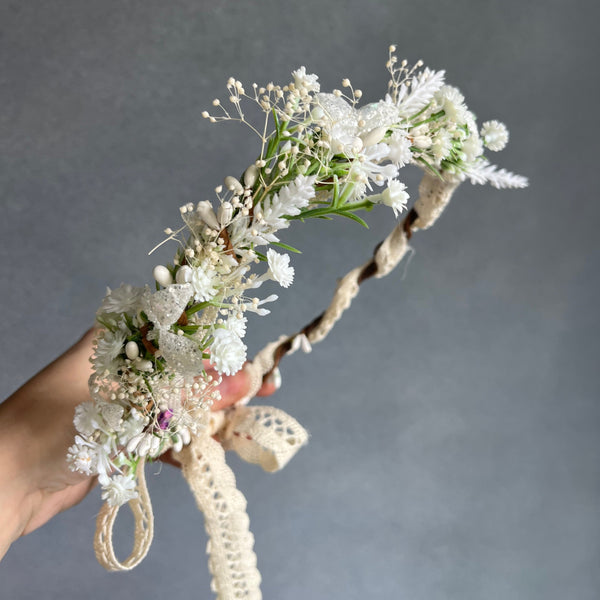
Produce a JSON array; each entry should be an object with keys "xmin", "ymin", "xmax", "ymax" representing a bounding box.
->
[
  {"xmin": 387, "ymin": 131, "xmax": 413, "ymax": 167},
  {"xmin": 277, "ymin": 174, "xmax": 317, "ymax": 213},
  {"xmin": 437, "ymin": 84, "xmax": 464, "ymax": 107},
  {"xmin": 93, "ymin": 329, "xmax": 126, "ymax": 374},
  {"xmin": 95, "ymin": 443, "xmax": 114, "ymax": 486},
  {"xmin": 431, "ymin": 129, "xmax": 453, "ymax": 161},
  {"xmin": 480, "ymin": 120, "xmax": 509, "ymax": 151},
  {"xmin": 435, "ymin": 85, "xmax": 468, "ymax": 124},
  {"xmin": 225, "ymin": 315, "xmax": 247, "ymax": 338},
  {"xmin": 462, "ymin": 132, "xmax": 484, "ymax": 163},
  {"xmin": 118, "ymin": 409, "xmax": 147, "ymax": 446},
  {"xmin": 241, "ymin": 293, "xmax": 278, "ymax": 316},
  {"xmin": 267, "ymin": 249, "xmax": 294, "ymax": 288},
  {"xmin": 101, "ymin": 473, "xmax": 138, "ymax": 507},
  {"xmin": 349, "ymin": 143, "xmax": 398, "ymax": 192},
  {"xmin": 378, "ymin": 180, "xmax": 409, "ymax": 217},
  {"xmin": 67, "ymin": 437, "xmax": 97, "ymax": 476},
  {"xmin": 292, "ymin": 66, "xmax": 320, "ymax": 93},
  {"xmin": 98, "ymin": 284, "xmax": 145, "ymax": 316},
  {"xmin": 191, "ymin": 262, "xmax": 218, "ymax": 302},
  {"xmin": 209, "ymin": 328, "xmax": 247, "ymax": 376},
  {"xmin": 73, "ymin": 402, "xmax": 103, "ymax": 437}
]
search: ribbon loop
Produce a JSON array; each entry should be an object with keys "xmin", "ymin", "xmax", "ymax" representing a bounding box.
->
[
  {"xmin": 221, "ymin": 405, "xmax": 309, "ymax": 472},
  {"xmin": 94, "ymin": 457, "xmax": 154, "ymax": 571}
]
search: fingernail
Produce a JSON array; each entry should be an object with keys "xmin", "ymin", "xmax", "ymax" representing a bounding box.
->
[{"xmin": 265, "ymin": 367, "xmax": 282, "ymax": 390}]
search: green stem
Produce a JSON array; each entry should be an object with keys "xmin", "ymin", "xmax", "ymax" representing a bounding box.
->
[
  {"xmin": 287, "ymin": 198, "xmax": 374, "ymax": 221},
  {"xmin": 186, "ymin": 301, "xmax": 213, "ymax": 316},
  {"xmin": 411, "ymin": 109, "xmax": 445, "ymax": 128},
  {"xmin": 337, "ymin": 182, "xmax": 356, "ymax": 206},
  {"xmin": 339, "ymin": 199, "xmax": 374, "ymax": 212}
]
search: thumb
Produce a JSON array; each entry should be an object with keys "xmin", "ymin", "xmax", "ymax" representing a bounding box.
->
[{"xmin": 210, "ymin": 365, "xmax": 281, "ymax": 412}]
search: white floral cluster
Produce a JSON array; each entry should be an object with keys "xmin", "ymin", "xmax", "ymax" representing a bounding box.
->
[{"xmin": 69, "ymin": 46, "xmax": 527, "ymax": 505}]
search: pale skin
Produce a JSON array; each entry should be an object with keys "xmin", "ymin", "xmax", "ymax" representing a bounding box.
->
[{"xmin": 0, "ymin": 328, "xmax": 277, "ymax": 561}]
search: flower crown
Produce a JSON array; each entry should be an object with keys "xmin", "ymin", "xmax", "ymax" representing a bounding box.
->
[{"xmin": 69, "ymin": 47, "xmax": 527, "ymax": 599}]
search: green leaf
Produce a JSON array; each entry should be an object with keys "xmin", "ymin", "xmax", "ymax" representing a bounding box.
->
[
  {"xmin": 186, "ymin": 301, "xmax": 212, "ymax": 316},
  {"xmin": 416, "ymin": 156, "xmax": 442, "ymax": 179},
  {"xmin": 409, "ymin": 102, "xmax": 431, "ymax": 121},
  {"xmin": 337, "ymin": 211, "xmax": 369, "ymax": 228},
  {"xmin": 271, "ymin": 241, "xmax": 302, "ymax": 254},
  {"xmin": 254, "ymin": 250, "xmax": 268, "ymax": 261},
  {"xmin": 338, "ymin": 182, "xmax": 356, "ymax": 206},
  {"xmin": 272, "ymin": 108, "xmax": 281, "ymax": 135},
  {"xmin": 96, "ymin": 316, "xmax": 116, "ymax": 332},
  {"xmin": 177, "ymin": 324, "xmax": 201, "ymax": 334},
  {"xmin": 332, "ymin": 174, "xmax": 340, "ymax": 208},
  {"xmin": 289, "ymin": 206, "xmax": 335, "ymax": 219},
  {"xmin": 411, "ymin": 109, "xmax": 445, "ymax": 129}
]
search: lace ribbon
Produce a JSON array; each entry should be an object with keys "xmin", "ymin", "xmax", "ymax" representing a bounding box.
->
[
  {"xmin": 94, "ymin": 173, "xmax": 458, "ymax": 599},
  {"xmin": 94, "ymin": 456, "xmax": 154, "ymax": 571},
  {"xmin": 94, "ymin": 405, "xmax": 308, "ymax": 595}
]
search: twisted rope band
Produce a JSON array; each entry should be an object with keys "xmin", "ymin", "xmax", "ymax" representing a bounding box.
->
[{"xmin": 242, "ymin": 172, "xmax": 458, "ymax": 398}]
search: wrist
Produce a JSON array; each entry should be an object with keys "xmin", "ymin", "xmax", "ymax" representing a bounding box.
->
[{"xmin": 0, "ymin": 398, "xmax": 37, "ymax": 558}]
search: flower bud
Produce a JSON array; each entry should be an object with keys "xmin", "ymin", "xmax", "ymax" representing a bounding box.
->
[
  {"xmin": 175, "ymin": 265, "xmax": 192, "ymax": 284},
  {"xmin": 137, "ymin": 434, "xmax": 151, "ymax": 457},
  {"xmin": 218, "ymin": 201, "xmax": 234, "ymax": 227},
  {"xmin": 360, "ymin": 126, "xmax": 387, "ymax": 147},
  {"xmin": 172, "ymin": 435, "xmax": 183, "ymax": 453},
  {"xmin": 126, "ymin": 432, "xmax": 145, "ymax": 454},
  {"xmin": 413, "ymin": 135, "xmax": 432, "ymax": 149},
  {"xmin": 224, "ymin": 176, "xmax": 244, "ymax": 195},
  {"xmin": 153, "ymin": 265, "xmax": 173, "ymax": 287},
  {"xmin": 149, "ymin": 435, "xmax": 161, "ymax": 456},
  {"xmin": 196, "ymin": 200, "xmax": 220, "ymax": 230},
  {"xmin": 180, "ymin": 428, "xmax": 191, "ymax": 445},
  {"xmin": 125, "ymin": 341, "xmax": 140, "ymax": 360},
  {"xmin": 243, "ymin": 165, "xmax": 259, "ymax": 188}
]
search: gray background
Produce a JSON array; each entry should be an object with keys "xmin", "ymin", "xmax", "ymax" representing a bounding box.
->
[{"xmin": 1, "ymin": 1, "xmax": 598, "ymax": 599}]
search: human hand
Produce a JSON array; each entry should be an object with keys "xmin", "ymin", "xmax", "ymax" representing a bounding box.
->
[{"xmin": 0, "ymin": 328, "xmax": 278, "ymax": 559}]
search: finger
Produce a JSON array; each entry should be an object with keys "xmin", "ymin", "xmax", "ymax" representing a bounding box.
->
[
  {"xmin": 159, "ymin": 449, "xmax": 182, "ymax": 469},
  {"xmin": 210, "ymin": 367, "xmax": 251, "ymax": 411},
  {"xmin": 210, "ymin": 363, "xmax": 282, "ymax": 411},
  {"xmin": 256, "ymin": 367, "xmax": 281, "ymax": 397}
]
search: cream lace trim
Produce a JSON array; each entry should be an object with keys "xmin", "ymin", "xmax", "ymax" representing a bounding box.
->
[{"xmin": 94, "ymin": 456, "xmax": 153, "ymax": 571}]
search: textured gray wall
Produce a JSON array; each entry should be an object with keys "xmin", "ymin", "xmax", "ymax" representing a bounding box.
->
[{"xmin": 1, "ymin": 1, "xmax": 598, "ymax": 599}]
